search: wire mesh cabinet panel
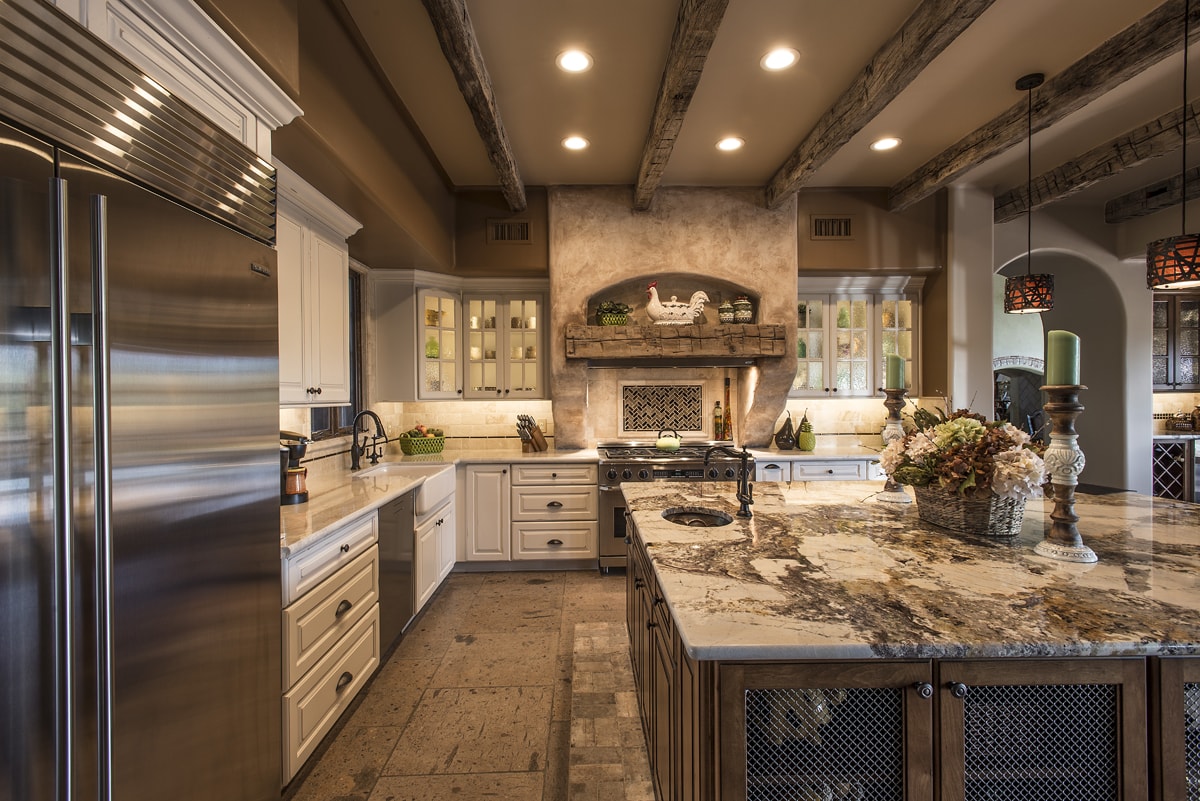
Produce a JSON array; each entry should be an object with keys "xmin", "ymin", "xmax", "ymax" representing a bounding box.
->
[
  {"xmin": 719, "ymin": 661, "xmax": 934, "ymax": 801},
  {"xmin": 1152, "ymin": 657, "xmax": 1200, "ymax": 801},
  {"xmin": 938, "ymin": 659, "xmax": 1147, "ymax": 801},
  {"xmin": 1153, "ymin": 440, "xmax": 1194, "ymax": 502}
]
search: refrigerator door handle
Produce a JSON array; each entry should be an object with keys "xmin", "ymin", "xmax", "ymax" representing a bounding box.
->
[
  {"xmin": 91, "ymin": 193, "xmax": 116, "ymax": 801},
  {"xmin": 49, "ymin": 176, "xmax": 78, "ymax": 801}
]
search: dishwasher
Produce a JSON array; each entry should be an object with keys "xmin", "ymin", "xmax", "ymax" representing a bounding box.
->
[{"xmin": 377, "ymin": 489, "xmax": 415, "ymax": 651}]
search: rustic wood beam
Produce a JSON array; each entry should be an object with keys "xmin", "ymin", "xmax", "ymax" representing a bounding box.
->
[
  {"xmin": 764, "ymin": 0, "xmax": 996, "ymax": 211},
  {"xmin": 995, "ymin": 103, "xmax": 1200, "ymax": 224},
  {"xmin": 632, "ymin": 0, "xmax": 729, "ymax": 212},
  {"xmin": 1105, "ymin": 164, "xmax": 1200, "ymax": 224},
  {"xmin": 889, "ymin": 0, "xmax": 1200, "ymax": 213},
  {"xmin": 420, "ymin": 0, "xmax": 526, "ymax": 212}
]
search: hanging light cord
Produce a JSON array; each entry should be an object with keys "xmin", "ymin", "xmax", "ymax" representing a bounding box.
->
[
  {"xmin": 1026, "ymin": 81, "xmax": 1033, "ymax": 276},
  {"xmin": 1184, "ymin": 0, "xmax": 1190, "ymax": 236}
]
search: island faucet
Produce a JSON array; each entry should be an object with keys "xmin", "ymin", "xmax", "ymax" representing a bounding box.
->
[
  {"xmin": 350, "ymin": 409, "xmax": 387, "ymax": 470},
  {"xmin": 704, "ymin": 445, "xmax": 754, "ymax": 518}
]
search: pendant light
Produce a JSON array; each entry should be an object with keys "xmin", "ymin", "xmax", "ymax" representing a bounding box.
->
[
  {"xmin": 1148, "ymin": 0, "xmax": 1200, "ymax": 289},
  {"xmin": 1004, "ymin": 73, "xmax": 1054, "ymax": 313}
]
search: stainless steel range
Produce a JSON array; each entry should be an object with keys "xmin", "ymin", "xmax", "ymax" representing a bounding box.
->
[{"xmin": 598, "ymin": 441, "xmax": 755, "ymax": 569}]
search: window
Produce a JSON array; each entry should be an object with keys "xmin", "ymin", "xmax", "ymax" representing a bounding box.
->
[{"xmin": 310, "ymin": 270, "xmax": 362, "ymax": 439}]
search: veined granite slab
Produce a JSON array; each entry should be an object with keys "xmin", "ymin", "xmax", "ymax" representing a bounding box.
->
[{"xmin": 620, "ymin": 481, "xmax": 1200, "ymax": 662}]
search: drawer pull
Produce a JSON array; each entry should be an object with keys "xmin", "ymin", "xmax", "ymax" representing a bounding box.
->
[
  {"xmin": 826, "ymin": 469, "xmax": 834, "ymax": 474},
  {"xmin": 546, "ymin": 500, "xmax": 564, "ymax": 508},
  {"xmin": 948, "ymin": 681, "xmax": 969, "ymax": 699},
  {"xmin": 335, "ymin": 671, "xmax": 354, "ymax": 692},
  {"xmin": 334, "ymin": 599, "xmax": 353, "ymax": 618},
  {"xmin": 913, "ymin": 682, "xmax": 933, "ymax": 699},
  {"xmin": 339, "ymin": 544, "xmax": 350, "ymax": 553},
  {"xmin": 547, "ymin": 538, "xmax": 563, "ymax": 546},
  {"xmin": 551, "ymin": 472, "xmax": 557, "ymax": 478}
]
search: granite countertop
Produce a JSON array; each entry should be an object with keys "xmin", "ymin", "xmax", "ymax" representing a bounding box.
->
[
  {"xmin": 281, "ymin": 448, "xmax": 598, "ymax": 556},
  {"xmin": 621, "ymin": 481, "xmax": 1200, "ymax": 662}
]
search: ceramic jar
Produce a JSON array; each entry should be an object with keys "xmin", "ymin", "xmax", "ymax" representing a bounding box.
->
[
  {"xmin": 733, "ymin": 296, "xmax": 753, "ymax": 323},
  {"xmin": 718, "ymin": 301, "xmax": 735, "ymax": 323}
]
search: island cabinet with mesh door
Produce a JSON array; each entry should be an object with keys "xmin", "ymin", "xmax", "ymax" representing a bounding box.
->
[{"xmin": 619, "ymin": 480, "xmax": 1200, "ymax": 801}]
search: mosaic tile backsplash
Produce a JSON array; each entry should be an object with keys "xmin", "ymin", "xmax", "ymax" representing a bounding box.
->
[{"xmin": 621, "ymin": 384, "xmax": 705, "ymax": 434}]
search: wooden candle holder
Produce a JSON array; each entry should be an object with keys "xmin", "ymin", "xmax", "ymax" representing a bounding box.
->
[
  {"xmin": 877, "ymin": 387, "xmax": 911, "ymax": 504},
  {"xmin": 1036, "ymin": 384, "xmax": 1097, "ymax": 563}
]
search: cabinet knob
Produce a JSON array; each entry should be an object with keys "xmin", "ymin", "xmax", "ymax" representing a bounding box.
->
[
  {"xmin": 646, "ymin": 621, "xmax": 657, "ymax": 629},
  {"xmin": 547, "ymin": 538, "xmax": 563, "ymax": 546},
  {"xmin": 634, "ymin": 578, "xmax": 645, "ymax": 588},
  {"xmin": 335, "ymin": 599, "xmax": 353, "ymax": 618},
  {"xmin": 457, "ymin": 389, "xmax": 463, "ymax": 395},
  {"xmin": 551, "ymin": 472, "xmax": 557, "ymax": 478},
  {"xmin": 948, "ymin": 681, "xmax": 969, "ymax": 699},
  {"xmin": 502, "ymin": 468, "xmax": 507, "ymax": 474},
  {"xmin": 547, "ymin": 500, "xmax": 564, "ymax": 508},
  {"xmin": 913, "ymin": 682, "xmax": 933, "ymax": 699},
  {"xmin": 335, "ymin": 671, "xmax": 354, "ymax": 692},
  {"xmin": 339, "ymin": 543, "xmax": 350, "ymax": 553},
  {"xmin": 826, "ymin": 469, "xmax": 834, "ymax": 474}
]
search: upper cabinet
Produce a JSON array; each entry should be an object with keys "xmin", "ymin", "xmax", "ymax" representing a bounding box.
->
[
  {"xmin": 791, "ymin": 278, "xmax": 921, "ymax": 398},
  {"xmin": 276, "ymin": 162, "xmax": 362, "ymax": 406},
  {"xmin": 374, "ymin": 273, "xmax": 548, "ymax": 402},
  {"xmin": 1153, "ymin": 292, "xmax": 1200, "ymax": 391}
]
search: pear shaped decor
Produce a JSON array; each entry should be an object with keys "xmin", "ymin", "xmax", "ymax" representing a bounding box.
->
[
  {"xmin": 797, "ymin": 410, "xmax": 816, "ymax": 451},
  {"xmin": 774, "ymin": 412, "xmax": 796, "ymax": 450}
]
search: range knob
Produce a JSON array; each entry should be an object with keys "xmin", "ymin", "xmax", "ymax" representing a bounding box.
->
[
  {"xmin": 707, "ymin": 467, "xmax": 719, "ymax": 479},
  {"xmin": 606, "ymin": 468, "xmax": 618, "ymax": 481},
  {"xmin": 622, "ymin": 469, "xmax": 633, "ymax": 481},
  {"xmin": 724, "ymin": 467, "xmax": 736, "ymax": 479},
  {"xmin": 638, "ymin": 469, "xmax": 650, "ymax": 480}
]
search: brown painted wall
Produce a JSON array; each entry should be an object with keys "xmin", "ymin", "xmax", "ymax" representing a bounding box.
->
[
  {"xmin": 796, "ymin": 188, "xmax": 939, "ymax": 271},
  {"xmin": 921, "ymin": 191, "xmax": 950, "ymax": 396},
  {"xmin": 197, "ymin": 0, "xmax": 300, "ymax": 99},
  {"xmin": 454, "ymin": 188, "xmax": 549, "ymax": 277}
]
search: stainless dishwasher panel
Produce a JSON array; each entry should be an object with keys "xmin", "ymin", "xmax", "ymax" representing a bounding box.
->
[{"xmin": 378, "ymin": 491, "xmax": 415, "ymax": 650}]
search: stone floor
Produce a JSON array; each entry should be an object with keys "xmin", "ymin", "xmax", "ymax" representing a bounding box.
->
[{"xmin": 284, "ymin": 569, "xmax": 646, "ymax": 801}]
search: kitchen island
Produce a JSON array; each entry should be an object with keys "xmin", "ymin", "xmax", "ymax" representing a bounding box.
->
[{"xmin": 620, "ymin": 481, "xmax": 1200, "ymax": 801}]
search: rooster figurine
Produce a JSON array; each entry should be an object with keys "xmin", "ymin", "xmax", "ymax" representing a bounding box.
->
[{"xmin": 645, "ymin": 281, "xmax": 709, "ymax": 325}]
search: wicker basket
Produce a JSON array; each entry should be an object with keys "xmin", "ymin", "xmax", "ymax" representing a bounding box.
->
[
  {"xmin": 912, "ymin": 485, "xmax": 1026, "ymax": 540},
  {"xmin": 597, "ymin": 312, "xmax": 629, "ymax": 326},
  {"xmin": 398, "ymin": 435, "xmax": 445, "ymax": 455}
]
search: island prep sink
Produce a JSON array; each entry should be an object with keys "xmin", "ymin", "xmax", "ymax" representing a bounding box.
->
[{"xmin": 662, "ymin": 507, "xmax": 733, "ymax": 527}]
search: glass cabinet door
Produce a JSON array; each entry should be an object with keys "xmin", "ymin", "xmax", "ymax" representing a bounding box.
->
[
  {"xmin": 419, "ymin": 290, "xmax": 459, "ymax": 399},
  {"xmin": 463, "ymin": 293, "xmax": 544, "ymax": 399},
  {"xmin": 833, "ymin": 297, "xmax": 871, "ymax": 395},
  {"xmin": 794, "ymin": 297, "xmax": 826, "ymax": 393},
  {"xmin": 465, "ymin": 297, "xmax": 501, "ymax": 397},
  {"xmin": 879, "ymin": 296, "xmax": 916, "ymax": 393},
  {"xmin": 505, "ymin": 297, "xmax": 541, "ymax": 398}
]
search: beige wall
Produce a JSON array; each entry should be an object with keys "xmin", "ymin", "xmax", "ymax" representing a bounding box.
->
[
  {"xmin": 454, "ymin": 189, "xmax": 550, "ymax": 277},
  {"xmin": 796, "ymin": 188, "xmax": 940, "ymax": 272}
]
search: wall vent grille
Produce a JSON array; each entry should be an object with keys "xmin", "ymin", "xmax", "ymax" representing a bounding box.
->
[
  {"xmin": 810, "ymin": 215, "xmax": 855, "ymax": 240},
  {"xmin": 487, "ymin": 219, "xmax": 531, "ymax": 244}
]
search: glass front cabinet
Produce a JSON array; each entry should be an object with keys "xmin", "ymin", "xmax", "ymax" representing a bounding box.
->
[
  {"xmin": 463, "ymin": 293, "xmax": 544, "ymax": 399},
  {"xmin": 792, "ymin": 281, "xmax": 920, "ymax": 398},
  {"xmin": 418, "ymin": 289, "xmax": 461, "ymax": 399}
]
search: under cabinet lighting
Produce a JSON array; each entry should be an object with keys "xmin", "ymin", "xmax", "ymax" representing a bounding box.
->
[
  {"xmin": 556, "ymin": 50, "xmax": 592, "ymax": 73},
  {"xmin": 716, "ymin": 137, "xmax": 745, "ymax": 152},
  {"xmin": 562, "ymin": 135, "xmax": 589, "ymax": 151}
]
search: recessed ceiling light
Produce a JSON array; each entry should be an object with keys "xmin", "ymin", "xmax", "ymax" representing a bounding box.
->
[
  {"xmin": 556, "ymin": 49, "xmax": 592, "ymax": 73},
  {"xmin": 870, "ymin": 137, "xmax": 902, "ymax": 152},
  {"xmin": 716, "ymin": 137, "xmax": 745, "ymax": 152},
  {"xmin": 562, "ymin": 135, "xmax": 589, "ymax": 151},
  {"xmin": 760, "ymin": 47, "xmax": 800, "ymax": 71}
]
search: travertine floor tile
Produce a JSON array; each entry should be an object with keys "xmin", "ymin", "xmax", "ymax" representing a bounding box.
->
[
  {"xmin": 368, "ymin": 771, "xmax": 543, "ymax": 801},
  {"xmin": 543, "ymin": 719, "xmax": 571, "ymax": 801},
  {"xmin": 383, "ymin": 686, "xmax": 552, "ymax": 775},
  {"xmin": 348, "ymin": 657, "xmax": 440, "ymax": 728},
  {"xmin": 287, "ymin": 725, "xmax": 402, "ymax": 801},
  {"xmin": 429, "ymin": 629, "xmax": 558, "ymax": 688}
]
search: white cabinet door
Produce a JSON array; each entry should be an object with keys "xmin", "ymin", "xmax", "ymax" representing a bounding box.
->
[
  {"xmin": 415, "ymin": 513, "xmax": 440, "ymax": 613},
  {"xmin": 277, "ymin": 212, "xmax": 307, "ymax": 404},
  {"xmin": 309, "ymin": 231, "xmax": 350, "ymax": 404},
  {"xmin": 437, "ymin": 501, "xmax": 457, "ymax": 581},
  {"xmin": 465, "ymin": 465, "xmax": 511, "ymax": 561}
]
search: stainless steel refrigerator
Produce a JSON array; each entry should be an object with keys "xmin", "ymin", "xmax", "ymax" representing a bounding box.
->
[{"xmin": 1, "ymin": 2, "xmax": 282, "ymax": 799}]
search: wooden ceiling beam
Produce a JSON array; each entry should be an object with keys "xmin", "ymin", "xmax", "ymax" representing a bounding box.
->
[
  {"xmin": 889, "ymin": 0, "xmax": 1200, "ymax": 213},
  {"xmin": 420, "ymin": 0, "xmax": 526, "ymax": 212},
  {"xmin": 995, "ymin": 103, "xmax": 1200, "ymax": 224},
  {"xmin": 632, "ymin": 0, "xmax": 729, "ymax": 212},
  {"xmin": 764, "ymin": 0, "xmax": 996, "ymax": 211},
  {"xmin": 1105, "ymin": 164, "xmax": 1200, "ymax": 224}
]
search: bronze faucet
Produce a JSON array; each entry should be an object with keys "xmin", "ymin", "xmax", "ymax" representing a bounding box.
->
[
  {"xmin": 703, "ymin": 445, "xmax": 754, "ymax": 518},
  {"xmin": 350, "ymin": 410, "xmax": 387, "ymax": 470}
]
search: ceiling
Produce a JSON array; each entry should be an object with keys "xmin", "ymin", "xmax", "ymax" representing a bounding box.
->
[{"xmin": 333, "ymin": 0, "xmax": 1196, "ymax": 221}]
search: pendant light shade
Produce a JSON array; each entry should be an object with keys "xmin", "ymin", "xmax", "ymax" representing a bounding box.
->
[
  {"xmin": 1148, "ymin": 0, "xmax": 1200, "ymax": 289},
  {"xmin": 1004, "ymin": 72, "xmax": 1054, "ymax": 314}
]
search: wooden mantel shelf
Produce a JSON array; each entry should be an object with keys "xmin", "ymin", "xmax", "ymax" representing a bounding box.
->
[{"xmin": 564, "ymin": 323, "xmax": 786, "ymax": 360}]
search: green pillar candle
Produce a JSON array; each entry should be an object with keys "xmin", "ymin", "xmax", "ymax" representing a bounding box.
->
[
  {"xmin": 884, "ymin": 354, "xmax": 904, "ymax": 389},
  {"xmin": 1045, "ymin": 330, "xmax": 1080, "ymax": 385}
]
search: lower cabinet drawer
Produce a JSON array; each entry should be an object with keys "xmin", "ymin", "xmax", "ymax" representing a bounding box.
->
[
  {"xmin": 512, "ymin": 521, "xmax": 598, "ymax": 559},
  {"xmin": 283, "ymin": 512, "xmax": 378, "ymax": 604},
  {"xmin": 510, "ymin": 484, "xmax": 598, "ymax": 521},
  {"xmin": 283, "ymin": 605, "xmax": 380, "ymax": 781},
  {"xmin": 282, "ymin": 545, "xmax": 378, "ymax": 688},
  {"xmin": 791, "ymin": 460, "xmax": 865, "ymax": 481}
]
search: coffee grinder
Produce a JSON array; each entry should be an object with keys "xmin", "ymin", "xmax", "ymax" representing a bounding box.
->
[{"xmin": 280, "ymin": 431, "xmax": 309, "ymax": 505}]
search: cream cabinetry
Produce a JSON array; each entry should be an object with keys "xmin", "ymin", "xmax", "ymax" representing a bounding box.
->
[
  {"xmin": 276, "ymin": 162, "xmax": 362, "ymax": 406},
  {"xmin": 463, "ymin": 293, "xmax": 544, "ymax": 399},
  {"xmin": 465, "ymin": 464, "xmax": 511, "ymax": 561},
  {"xmin": 415, "ymin": 496, "xmax": 456, "ymax": 612},
  {"xmin": 510, "ymin": 464, "xmax": 597, "ymax": 560},
  {"xmin": 755, "ymin": 457, "xmax": 882, "ymax": 482},
  {"xmin": 281, "ymin": 510, "xmax": 381, "ymax": 780}
]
